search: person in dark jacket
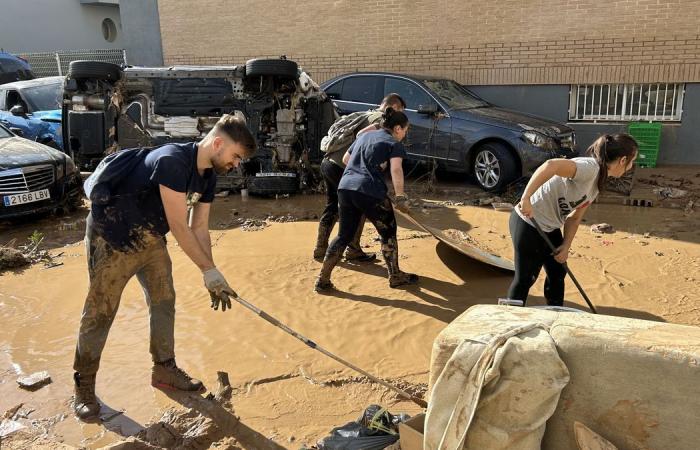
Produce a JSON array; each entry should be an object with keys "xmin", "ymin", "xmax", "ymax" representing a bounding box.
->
[
  {"xmin": 313, "ymin": 94, "xmax": 406, "ymax": 262},
  {"xmin": 72, "ymin": 115, "xmax": 256, "ymax": 420},
  {"xmin": 315, "ymin": 108, "xmax": 418, "ymax": 291}
]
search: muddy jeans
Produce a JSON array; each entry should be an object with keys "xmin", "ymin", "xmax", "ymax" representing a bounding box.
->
[
  {"xmin": 73, "ymin": 231, "xmax": 176, "ymax": 375},
  {"xmin": 328, "ymin": 189, "xmax": 397, "ymax": 253}
]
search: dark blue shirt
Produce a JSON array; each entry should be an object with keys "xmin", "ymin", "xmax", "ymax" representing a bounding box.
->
[
  {"xmin": 88, "ymin": 143, "xmax": 216, "ymax": 249},
  {"xmin": 338, "ymin": 129, "xmax": 406, "ymax": 199}
]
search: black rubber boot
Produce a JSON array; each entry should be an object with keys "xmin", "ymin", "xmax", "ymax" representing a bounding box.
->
[
  {"xmin": 381, "ymin": 238, "xmax": 419, "ymax": 288},
  {"xmin": 313, "ymin": 218, "xmax": 336, "ymax": 261},
  {"xmin": 73, "ymin": 372, "xmax": 100, "ymax": 420},
  {"xmin": 315, "ymin": 248, "xmax": 343, "ymax": 292}
]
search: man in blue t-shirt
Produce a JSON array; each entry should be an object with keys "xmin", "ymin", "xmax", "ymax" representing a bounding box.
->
[{"xmin": 73, "ymin": 115, "xmax": 256, "ymax": 420}]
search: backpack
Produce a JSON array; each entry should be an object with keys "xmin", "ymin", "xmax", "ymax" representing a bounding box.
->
[{"xmin": 320, "ymin": 110, "xmax": 381, "ymax": 156}]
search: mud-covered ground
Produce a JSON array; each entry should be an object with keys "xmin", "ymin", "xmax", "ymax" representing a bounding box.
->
[{"xmin": 0, "ymin": 170, "xmax": 698, "ymax": 449}]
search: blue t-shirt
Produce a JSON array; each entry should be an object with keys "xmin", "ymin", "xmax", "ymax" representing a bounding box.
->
[
  {"xmin": 88, "ymin": 143, "xmax": 216, "ymax": 249},
  {"xmin": 338, "ymin": 129, "xmax": 406, "ymax": 199}
]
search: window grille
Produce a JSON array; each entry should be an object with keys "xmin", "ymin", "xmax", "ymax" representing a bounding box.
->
[{"xmin": 569, "ymin": 84, "xmax": 684, "ymax": 122}]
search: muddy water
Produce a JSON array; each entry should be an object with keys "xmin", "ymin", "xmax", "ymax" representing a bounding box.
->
[{"xmin": 0, "ymin": 195, "xmax": 698, "ymax": 448}]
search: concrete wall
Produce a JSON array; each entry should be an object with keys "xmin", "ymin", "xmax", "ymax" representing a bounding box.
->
[
  {"xmin": 157, "ymin": 0, "xmax": 700, "ymax": 85},
  {"xmin": 470, "ymin": 84, "xmax": 700, "ymax": 165},
  {"xmin": 119, "ymin": 0, "xmax": 163, "ymax": 66},
  {"xmin": 0, "ymin": 0, "xmax": 125, "ymax": 53}
]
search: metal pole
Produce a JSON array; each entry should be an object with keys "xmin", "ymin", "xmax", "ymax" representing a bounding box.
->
[
  {"xmin": 55, "ymin": 53, "xmax": 62, "ymax": 76},
  {"xmin": 529, "ymin": 218, "xmax": 598, "ymax": 314},
  {"xmin": 230, "ymin": 293, "xmax": 429, "ymax": 408}
]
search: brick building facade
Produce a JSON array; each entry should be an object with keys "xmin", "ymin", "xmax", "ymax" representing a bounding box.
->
[{"xmin": 158, "ymin": 0, "xmax": 700, "ymax": 164}]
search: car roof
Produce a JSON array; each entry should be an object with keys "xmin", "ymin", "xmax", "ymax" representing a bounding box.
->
[
  {"xmin": 0, "ymin": 76, "xmax": 64, "ymax": 90},
  {"xmin": 322, "ymin": 72, "xmax": 452, "ymax": 85}
]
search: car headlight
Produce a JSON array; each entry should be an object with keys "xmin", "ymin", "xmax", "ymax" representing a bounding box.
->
[{"xmin": 523, "ymin": 130, "xmax": 558, "ymax": 151}]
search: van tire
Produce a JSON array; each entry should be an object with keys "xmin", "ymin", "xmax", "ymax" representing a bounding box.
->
[
  {"xmin": 248, "ymin": 173, "xmax": 299, "ymax": 196},
  {"xmin": 68, "ymin": 61, "xmax": 122, "ymax": 81},
  {"xmin": 245, "ymin": 59, "xmax": 298, "ymax": 79}
]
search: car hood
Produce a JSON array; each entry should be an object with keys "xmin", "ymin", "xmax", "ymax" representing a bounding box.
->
[
  {"xmin": 451, "ymin": 106, "xmax": 574, "ymax": 137},
  {"xmin": 31, "ymin": 109, "xmax": 62, "ymax": 123},
  {"xmin": 0, "ymin": 136, "xmax": 64, "ymax": 170}
]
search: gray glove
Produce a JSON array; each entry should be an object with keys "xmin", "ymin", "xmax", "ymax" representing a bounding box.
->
[
  {"xmin": 394, "ymin": 195, "xmax": 411, "ymax": 214},
  {"xmin": 203, "ymin": 268, "xmax": 236, "ymax": 312}
]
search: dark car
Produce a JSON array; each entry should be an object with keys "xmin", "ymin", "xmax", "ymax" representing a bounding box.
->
[
  {"xmin": 61, "ymin": 59, "xmax": 335, "ymax": 195},
  {"xmin": 0, "ymin": 123, "xmax": 81, "ymax": 219},
  {"xmin": 0, "ymin": 52, "xmax": 34, "ymax": 85},
  {"xmin": 321, "ymin": 73, "xmax": 577, "ymax": 191},
  {"xmin": 0, "ymin": 76, "xmax": 64, "ymax": 150}
]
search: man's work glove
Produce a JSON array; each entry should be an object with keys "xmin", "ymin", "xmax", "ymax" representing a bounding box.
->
[
  {"xmin": 203, "ymin": 268, "xmax": 236, "ymax": 312},
  {"xmin": 394, "ymin": 195, "xmax": 411, "ymax": 214}
]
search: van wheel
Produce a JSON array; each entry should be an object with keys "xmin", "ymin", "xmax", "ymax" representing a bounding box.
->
[
  {"xmin": 68, "ymin": 61, "xmax": 122, "ymax": 81},
  {"xmin": 472, "ymin": 143, "xmax": 518, "ymax": 193},
  {"xmin": 245, "ymin": 59, "xmax": 298, "ymax": 79},
  {"xmin": 248, "ymin": 173, "xmax": 299, "ymax": 196}
]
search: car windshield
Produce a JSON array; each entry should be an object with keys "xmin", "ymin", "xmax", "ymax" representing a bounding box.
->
[
  {"xmin": 22, "ymin": 82, "xmax": 62, "ymax": 111},
  {"xmin": 421, "ymin": 79, "xmax": 489, "ymax": 109},
  {"xmin": 0, "ymin": 125, "xmax": 12, "ymax": 138}
]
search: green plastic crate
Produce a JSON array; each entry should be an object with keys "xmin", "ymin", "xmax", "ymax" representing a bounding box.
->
[{"xmin": 627, "ymin": 122, "xmax": 662, "ymax": 168}]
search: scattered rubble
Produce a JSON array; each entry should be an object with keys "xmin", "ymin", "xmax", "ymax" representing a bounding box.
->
[
  {"xmin": 0, "ymin": 419, "xmax": 25, "ymax": 439},
  {"xmin": 17, "ymin": 371, "xmax": 52, "ymax": 390},
  {"xmin": 590, "ymin": 223, "xmax": 615, "ymax": 234},
  {"xmin": 654, "ymin": 187, "xmax": 688, "ymax": 199},
  {"xmin": 239, "ymin": 219, "xmax": 268, "ymax": 232},
  {"xmin": 0, "ymin": 247, "xmax": 30, "ymax": 271}
]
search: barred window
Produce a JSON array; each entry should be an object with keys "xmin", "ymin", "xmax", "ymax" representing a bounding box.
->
[{"xmin": 569, "ymin": 84, "xmax": 684, "ymax": 122}]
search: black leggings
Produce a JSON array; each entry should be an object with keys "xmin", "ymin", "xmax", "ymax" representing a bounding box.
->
[
  {"xmin": 507, "ymin": 210, "xmax": 566, "ymax": 306},
  {"xmin": 319, "ymin": 159, "xmax": 344, "ymax": 229},
  {"xmin": 328, "ymin": 190, "xmax": 397, "ymax": 253}
]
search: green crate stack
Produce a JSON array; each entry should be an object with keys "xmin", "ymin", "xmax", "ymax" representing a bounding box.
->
[{"xmin": 627, "ymin": 122, "xmax": 662, "ymax": 168}]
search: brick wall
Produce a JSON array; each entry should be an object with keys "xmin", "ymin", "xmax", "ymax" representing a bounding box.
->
[{"xmin": 158, "ymin": 0, "xmax": 700, "ymax": 85}]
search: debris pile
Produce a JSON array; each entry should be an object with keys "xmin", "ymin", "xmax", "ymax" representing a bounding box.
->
[{"xmin": 590, "ymin": 223, "xmax": 615, "ymax": 234}]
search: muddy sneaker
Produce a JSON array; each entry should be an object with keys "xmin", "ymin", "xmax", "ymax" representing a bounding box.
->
[
  {"xmin": 73, "ymin": 372, "xmax": 100, "ymax": 420},
  {"xmin": 152, "ymin": 359, "xmax": 205, "ymax": 392},
  {"xmin": 314, "ymin": 278, "xmax": 335, "ymax": 292},
  {"xmin": 345, "ymin": 249, "xmax": 377, "ymax": 263},
  {"xmin": 389, "ymin": 272, "xmax": 419, "ymax": 288}
]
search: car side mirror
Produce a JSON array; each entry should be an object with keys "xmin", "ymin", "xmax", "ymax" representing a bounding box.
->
[
  {"xmin": 417, "ymin": 104, "xmax": 438, "ymax": 115},
  {"xmin": 10, "ymin": 105, "xmax": 26, "ymax": 117},
  {"xmin": 9, "ymin": 127, "xmax": 24, "ymax": 137}
]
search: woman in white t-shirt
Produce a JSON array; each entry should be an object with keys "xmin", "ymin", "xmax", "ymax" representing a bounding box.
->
[{"xmin": 508, "ymin": 134, "xmax": 638, "ymax": 306}]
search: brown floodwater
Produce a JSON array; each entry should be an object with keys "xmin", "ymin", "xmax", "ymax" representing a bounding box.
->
[{"xmin": 0, "ymin": 193, "xmax": 698, "ymax": 448}]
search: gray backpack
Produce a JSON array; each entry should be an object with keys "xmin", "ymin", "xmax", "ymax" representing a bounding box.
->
[{"xmin": 320, "ymin": 110, "xmax": 379, "ymax": 156}]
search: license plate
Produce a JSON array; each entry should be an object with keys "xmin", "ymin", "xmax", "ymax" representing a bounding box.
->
[{"xmin": 3, "ymin": 189, "xmax": 51, "ymax": 207}]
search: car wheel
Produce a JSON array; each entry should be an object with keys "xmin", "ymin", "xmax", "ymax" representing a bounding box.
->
[
  {"xmin": 68, "ymin": 60, "xmax": 122, "ymax": 81},
  {"xmin": 472, "ymin": 143, "xmax": 518, "ymax": 192},
  {"xmin": 245, "ymin": 59, "xmax": 298, "ymax": 79},
  {"xmin": 247, "ymin": 173, "xmax": 299, "ymax": 196}
]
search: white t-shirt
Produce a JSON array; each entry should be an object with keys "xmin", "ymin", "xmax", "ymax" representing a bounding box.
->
[{"xmin": 517, "ymin": 157, "xmax": 600, "ymax": 232}]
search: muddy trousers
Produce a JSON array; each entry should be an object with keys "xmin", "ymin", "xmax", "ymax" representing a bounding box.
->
[
  {"xmin": 73, "ymin": 232, "xmax": 176, "ymax": 376},
  {"xmin": 507, "ymin": 211, "xmax": 566, "ymax": 306},
  {"xmin": 315, "ymin": 159, "xmax": 365, "ymax": 255},
  {"xmin": 320, "ymin": 190, "xmax": 399, "ymax": 280}
]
